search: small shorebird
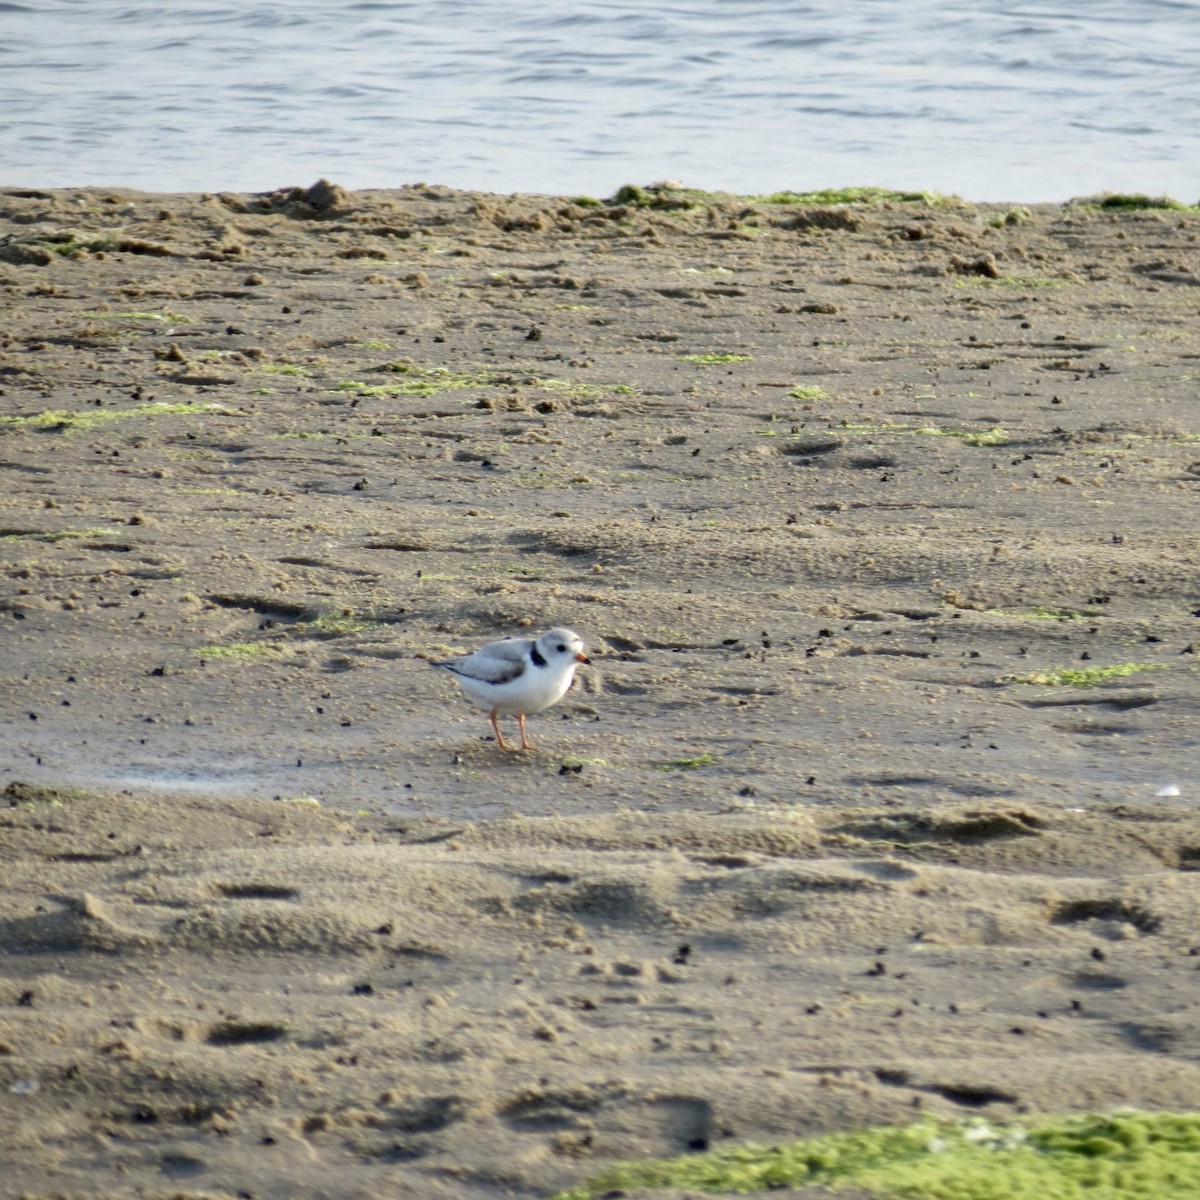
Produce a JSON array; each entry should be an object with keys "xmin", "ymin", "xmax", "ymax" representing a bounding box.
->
[{"xmin": 435, "ymin": 627, "xmax": 590, "ymax": 750}]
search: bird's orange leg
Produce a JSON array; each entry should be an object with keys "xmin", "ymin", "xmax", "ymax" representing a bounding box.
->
[
  {"xmin": 517, "ymin": 713, "xmax": 534, "ymax": 751},
  {"xmin": 490, "ymin": 710, "xmax": 512, "ymax": 751}
]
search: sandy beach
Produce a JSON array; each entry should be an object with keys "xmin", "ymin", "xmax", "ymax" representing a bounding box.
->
[{"xmin": 2, "ymin": 181, "xmax": 1199, "ymax": 1197}]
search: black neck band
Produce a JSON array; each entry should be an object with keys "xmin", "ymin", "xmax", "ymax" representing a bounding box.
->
[{"xmin": 530, "ymin": 642, "xmax": 548, "ymax": 667}]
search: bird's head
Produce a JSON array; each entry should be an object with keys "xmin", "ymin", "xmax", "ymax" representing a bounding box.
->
[{"xmin": 538, "ymin": 627, "xmax": 589, "ymax": 666}]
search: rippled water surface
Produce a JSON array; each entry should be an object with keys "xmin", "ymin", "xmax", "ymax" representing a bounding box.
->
[{"xmin": 4, "ymin": 1, "xmax": 1199, "ymax": 200}]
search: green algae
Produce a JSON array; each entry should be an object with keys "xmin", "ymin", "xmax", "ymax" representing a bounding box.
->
[
  {"xmin": 657, "ymin": 753, "xmax": 719, "ymax": 771},
  {"xmin": 985, "ymin": 606, "xmax": 1088, "ymax": 622},
  {"xmin": 1013, "ymin": 663, "xmax": 1167, "ymax": 687},
  {"xmin": 1092, "ymin": 194, "xmax": 1198, "ymax": 211},
  {"xmin": 603, "ymin": 182, "xmax": 967, "ymax": 213},
  {"xmin": 260, "ymin": 364, "xmax": 312, "ymax": 376},
  {"xmin": 608, "ymin": 183, "xmax": 709, "ymax": 210},
  {"xmin": 828, "ymin": 421, "xmax": 1007, "ymax": 445},
  {"xmin": 958, "ymin": 427, "xmax": 1008, "ymax": 446},
  {"xmin": 35, "ymin": 232, "xmax": 118, "ymax": 256},
  {"xmin": 0, "ymin": 401, "xmax": 228, "ymax": 433},
  {"xmin": 337, "ymin": 363, "xmax": 499, "ymax": 397},
  {"xmin": 195, "ymin": 642, "xmax": 294, "ymax": 662},
  {"xmin": 756, "ymin": 186, "xmax": 932, "ymax": 205},
  {"xmin": 987, "ymin": 206, "xmax": 1034, "ymax": 227},
  {"xmin": 3, "ymin": 782, "xmax": 92, "ymax": 807},
  {"xmin": 302, "ymin": 611, "xmax": 381, "ymax": 637},
  {"xmin": 335, "ymin": 365, "xmax": 634, "ymax": 404},
  {"xmin": 1, "ymin": 526, "xmax": 124, "ymax": 543},
  {"xmin": 554, "ymin": 1111, "xmax": 1200, "ymax": 1200}
]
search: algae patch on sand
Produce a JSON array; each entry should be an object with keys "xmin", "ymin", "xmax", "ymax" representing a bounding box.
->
[
  {"xmin": 0, "ymin": 401, "xmax": 229, "ymax": 433},
  {"xmin": 755, "ymin": 185, "xmax": 934, "ymax": 205},
  {"xmin": 1014, "ymin": 663, "xmax": 1167, "ymax": 688},
  {"xmin": 195, "ymin": 642, "xmax": 294, "ymax": 662},
  {"xmin": 657, "ymin": 753, "xmax": 719, "ymax": 771},
  {"xmin": 555, "ymin": 1111, "xmax": 1200, "ymax": 1200},
  {"xmin": 1084, "ymin": 193, "xmax": 1200, "ymax": 212}
]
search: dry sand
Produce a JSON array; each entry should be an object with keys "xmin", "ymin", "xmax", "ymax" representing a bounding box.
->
[{"xmin": 1, "ymin": 180, "xmax": 1199, "ymax": 1198}]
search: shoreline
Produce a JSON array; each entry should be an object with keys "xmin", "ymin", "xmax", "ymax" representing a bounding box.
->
[
  {"xmin": 5, "ymin": 163, "xmax": 1200, "ymax": 209},
  {"xmin": 4, "ymin": 176, "xmax": 1198, "ymax": 209}
]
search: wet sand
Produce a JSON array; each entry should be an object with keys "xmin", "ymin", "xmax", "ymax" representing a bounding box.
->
[{"xmin": 2, "ymin": 181, "xmax": 1199, "ymax": 1197}]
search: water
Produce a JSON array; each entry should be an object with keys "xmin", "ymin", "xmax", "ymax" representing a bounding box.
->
[{"xmin": 3, "ymin": 1, "xmax": 1199, "ymax": 202}]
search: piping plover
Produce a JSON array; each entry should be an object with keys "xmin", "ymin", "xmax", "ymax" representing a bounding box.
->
[{"xmin": 435, "ymin": 627, "xmax": 590, "ymax": 750}]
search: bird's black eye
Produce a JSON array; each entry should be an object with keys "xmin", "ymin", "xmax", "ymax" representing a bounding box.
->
[{"xmin": 556, "ymin": 644, "xmax": 566, "ymax": 653}]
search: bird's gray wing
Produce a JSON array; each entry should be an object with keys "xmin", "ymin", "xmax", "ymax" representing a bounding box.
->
[{"xmin": 439, "ymin": 638, "xmax": 531, "ymax": 685}]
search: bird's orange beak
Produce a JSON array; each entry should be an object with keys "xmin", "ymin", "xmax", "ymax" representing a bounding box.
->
[{"xmin": 576, "ymin": 652, "xmax": 590, "ymax": 664}]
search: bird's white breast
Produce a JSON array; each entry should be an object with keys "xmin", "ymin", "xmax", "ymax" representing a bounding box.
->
[{"xmin": 456, "ymin": 661, "xmax": 577, "ymax": 716}]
